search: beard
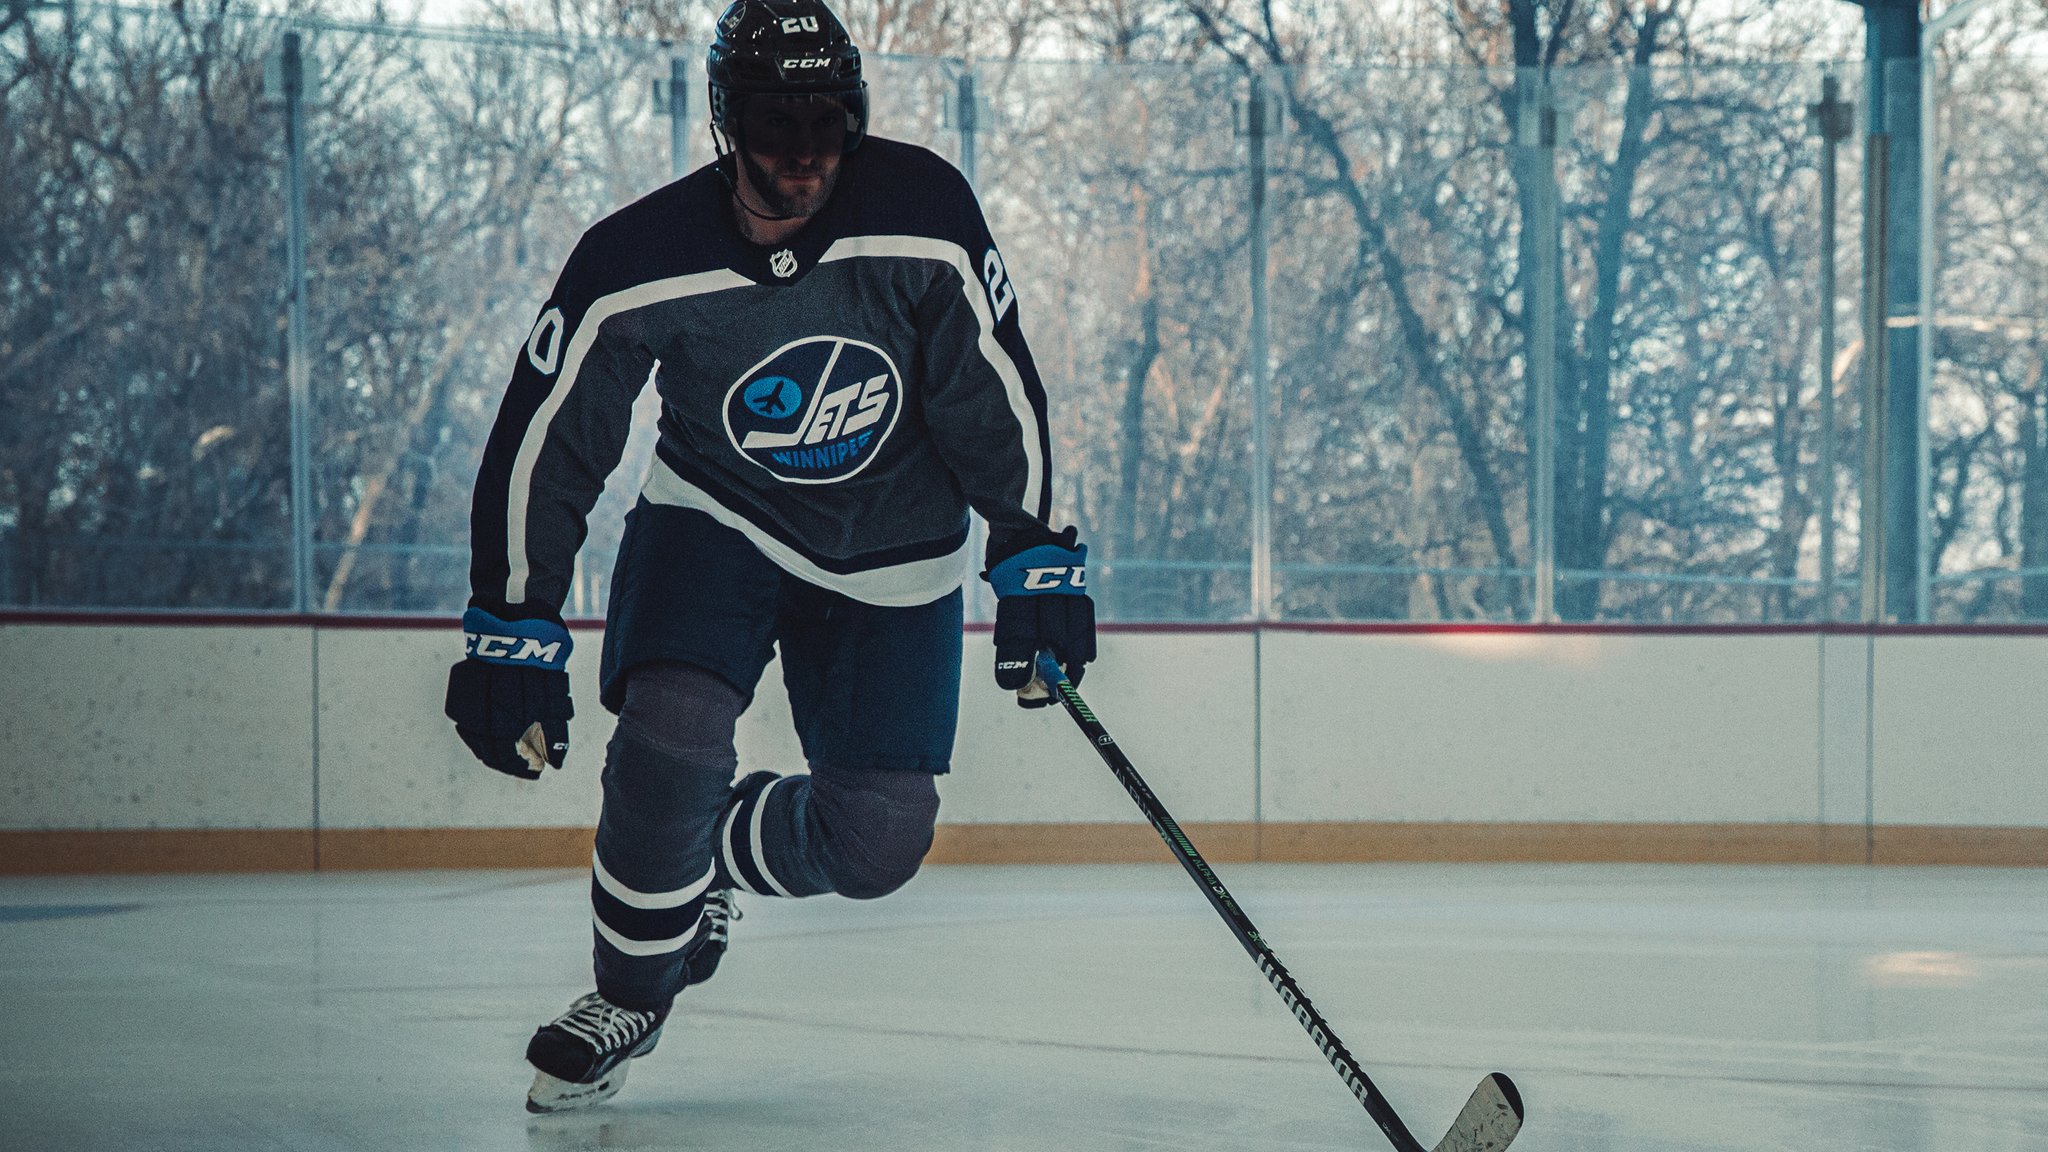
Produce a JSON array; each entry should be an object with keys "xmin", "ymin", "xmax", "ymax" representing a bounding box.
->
[{"xmin": 740, "ymin": 151, "xmax": 839, "ymax": 220}]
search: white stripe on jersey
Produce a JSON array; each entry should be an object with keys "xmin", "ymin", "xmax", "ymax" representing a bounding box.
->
[
  {"xmin": 504, "ymin": 269, "xmax": 753, "ymax": 605},
  {"xmin": 640, "ymin": 460, "xmax": 973, "ymax": 607},
  {"xmin": 817, "ymin": 235, "xmax": 1045, "ymax": 522}
]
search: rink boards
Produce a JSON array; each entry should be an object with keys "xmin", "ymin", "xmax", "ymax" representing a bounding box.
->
[{"xmin": 1, "ymin": 617, "xmax": 2045, "ymax": 870}]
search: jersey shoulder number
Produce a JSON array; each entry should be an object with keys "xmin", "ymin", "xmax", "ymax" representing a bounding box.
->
[
  {"xmin": 526, "ymin": 307, "xmax": 566, "ymax": 375},
  {"xmin": 981, "ymin": 247, "xmax": 1015, "ymax": 324}
]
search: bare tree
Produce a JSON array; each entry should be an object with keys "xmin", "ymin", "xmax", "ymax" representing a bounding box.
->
[{"xmin": 1, "ymin": 2, "xmax": 291, "ymax": 607}]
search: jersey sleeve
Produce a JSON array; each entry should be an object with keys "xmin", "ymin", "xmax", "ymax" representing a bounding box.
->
[
  {"xmin": 912, "ymin": 173, "xmax": 1059, "ymax": 567},
  {"xmin": 466, "ymin": 233, "xmax": 653, "ymax": 620}
]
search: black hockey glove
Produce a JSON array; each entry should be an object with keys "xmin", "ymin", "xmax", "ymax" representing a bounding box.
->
[
  {"xmin": 984, "ymin": 527, "xmax": 1096, "ymax": 709},
  {"xmin": 444, "ymin": 606, "xmax": 574, "ymax": 781}
]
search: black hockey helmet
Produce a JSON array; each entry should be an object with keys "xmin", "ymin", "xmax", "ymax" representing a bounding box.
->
[{"xmin": 706, "ymin": 0, "xmax": 867, "ymax": 155}]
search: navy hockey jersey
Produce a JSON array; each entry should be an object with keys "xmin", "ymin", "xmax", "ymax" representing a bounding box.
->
[{"xmin": 466, "ymin": 138, "xmax": 1055, "ymax": 617}]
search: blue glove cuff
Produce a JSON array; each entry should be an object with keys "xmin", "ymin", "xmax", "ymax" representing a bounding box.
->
[
  {"xmin": 987, "ymin": 543, "xmax": 1088, "ymax": 597},
  {"xmin": 462, "ymin": 607, "xmax": 572, "ymax": 670}
]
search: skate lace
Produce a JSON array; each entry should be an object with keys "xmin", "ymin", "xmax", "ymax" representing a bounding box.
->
[
  {"xmin": 555, "ymin": 994, "xmax": 658, "ymax": 1054},
  {"xmin": 703, "ymin": 889, "xmax": 741, "ymax": 945}
]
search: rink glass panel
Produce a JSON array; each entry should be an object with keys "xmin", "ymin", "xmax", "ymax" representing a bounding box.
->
[
  {"xmin": 1263, "ymin": 64, "xmax": 1533, "ymax": 622},
  {"xmin": 967, "ymin": 60, "xmax": 1254, "ymax": 622},
  {"xmin": 1915, "ymin": 55, "xmax": 2048, "ymax": 622},
  {"xmin": 9, "ymin": 13, "xmax": 2047, "ymax": 626},
  {"xmin": 297, "ymin": 26, "xmax": 679, "ymax": 615},
  {"xmin": 1540, "ymin": 63, "xmax": 1860, "ymax": 623},
  {"xmin": 0, "ymin": 6, "xmax": 296, "ymax": 608},
  {"xmin": 1262, "ymin": 62, "xmax": 1866, "ymax": 623}
]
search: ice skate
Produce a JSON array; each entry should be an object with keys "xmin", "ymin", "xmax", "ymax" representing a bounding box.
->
[
  {"xmin": 524, "ymin": 891, "xmax": 738, "ymax": 1113},
  {"xmin": 686, "ymin": 887, "xmax": 741, "ymax": 985},
  {"xmin": 524, "ymin": 991, "xmax": 668, "ymax": 1113}
]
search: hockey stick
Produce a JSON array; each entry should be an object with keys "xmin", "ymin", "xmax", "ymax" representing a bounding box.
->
[{"xmin": 1029, "ymin": 651, "xmax": 1523, "ymax": 1152}]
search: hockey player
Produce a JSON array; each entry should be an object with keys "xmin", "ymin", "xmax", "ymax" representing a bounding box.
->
[{"xmin": 441, "ymin": 0, "xmax": 1096, "ymax": 1113}]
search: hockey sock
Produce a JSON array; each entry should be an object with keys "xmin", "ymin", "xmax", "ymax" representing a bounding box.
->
[
  {"xmin": 590, "ymin": 665, "xmax": 746, "ymax": 1009},
  {"xmin": 715, "ymin": 766, "xmax": 939, "ymax": 901},
  {"xmin": 714, "ymin": 771, "xmax": 835, "ymax": 898}
]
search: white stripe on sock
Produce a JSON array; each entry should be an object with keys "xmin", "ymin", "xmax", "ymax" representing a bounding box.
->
[
  {"xmin": 592, "ymin": 852, "xmax": 714, "ymax": 910},
  {"xmin": 719, "ymin": 795, "xmax": 764, "ymax": 896},
  {"xmin": 748, "ymin": 775, "xmax": 799, "ymax": 899},
  {"xmin": 592, "ymin": 911, "xmax": 701, "ymax": 958}
]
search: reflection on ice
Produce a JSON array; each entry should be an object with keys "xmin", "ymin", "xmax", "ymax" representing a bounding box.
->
[{"xmin": 1863, "ymin": 950, "xmax": 1977, "ymax": 987}]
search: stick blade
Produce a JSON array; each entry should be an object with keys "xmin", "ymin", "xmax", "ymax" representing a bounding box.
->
[{"xmin": 1427, "ymin": 1073, "xmax": 1523, "ymax": 1152}]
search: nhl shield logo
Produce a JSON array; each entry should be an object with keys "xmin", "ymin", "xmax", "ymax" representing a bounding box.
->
[
  {"xmin": 723, "ymin": 336, "xmax": 903, "ymax": 484},
  {"xmin": 769, "ymin": 249, "xmax": 798, "ymax": 278}
]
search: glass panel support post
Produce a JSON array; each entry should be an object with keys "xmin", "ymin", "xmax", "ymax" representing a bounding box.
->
[
  {"xmin": 1243, "ymin": 73, "xmax": 1276, "ymax": 622},
  {"xmin": 657, "ymin": 57, "xmax": 689, "ymax": 180},
  {"xmin": 1520, "ymin": 72, "xmax": 1559, "ymax": 624},
  {"xmin": 1812, "ymin": 74, "xmax": 1853, "ymax": 621},
  {"xmin": 1857, "ymin": 4, "xmax": 1924, "ymax": 621},
  {"xmin": 1860, "ymin": 133, "xmax": 1890, "ymax": 623},
  {"xmin": 279, "ymin": 32, "xmax": 314, "ymax": 614},
  {"xmin": 956, "ymin": 68, "xmax": 978, "ymax": 186},
  {"xmin": 956, "ymin": 66, "xmax": 990, "ymax": 622}
]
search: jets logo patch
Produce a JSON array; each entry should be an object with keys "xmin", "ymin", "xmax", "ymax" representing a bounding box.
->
[{"xmin": 723, "ymin": 336, "xmax": 903, "ymax": 484}]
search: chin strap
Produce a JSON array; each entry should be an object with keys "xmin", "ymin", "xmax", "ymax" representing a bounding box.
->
[
  {"xmin": 734, "ymin": 191, "xmax": 801, "ymax": 225},
  {"xmin": 711, "ymin": 130, "xmax": 807, "ymax": 227}
]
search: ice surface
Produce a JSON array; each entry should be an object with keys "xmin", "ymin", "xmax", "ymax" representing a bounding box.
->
[{"xmin": 1, "ymin": 863, "xmax": 2044, "ymax": 1151}]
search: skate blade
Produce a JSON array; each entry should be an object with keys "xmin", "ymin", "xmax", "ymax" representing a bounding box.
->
[{"xmin": 526, "ymin": 1065, "xmax": 629, "ymax": 1114}]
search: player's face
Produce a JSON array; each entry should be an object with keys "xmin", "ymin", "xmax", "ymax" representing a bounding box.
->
[{"xmin": 738, "ymin": 95, "xmax": 847, "ymax": 217}]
